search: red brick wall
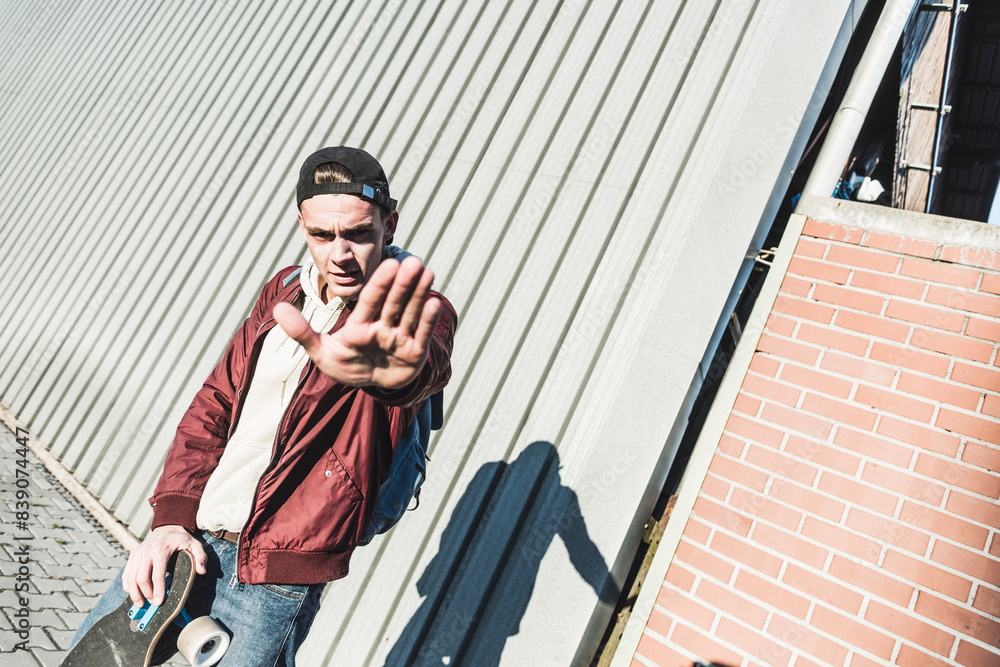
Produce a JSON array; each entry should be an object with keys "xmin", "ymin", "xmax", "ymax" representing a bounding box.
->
[{"xmin": 634, "ymin": 219, "xmax": 1000, "ymax": 667}]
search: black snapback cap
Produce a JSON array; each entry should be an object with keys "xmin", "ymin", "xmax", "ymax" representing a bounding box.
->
[{"xmin": 296, "ymin": 146, "xmax": 397, "ymax": 212}]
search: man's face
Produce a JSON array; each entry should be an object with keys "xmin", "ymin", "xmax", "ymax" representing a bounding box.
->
[{"xmin": 298, "ymin": 194, "xmax": 398, "ymax": 302}]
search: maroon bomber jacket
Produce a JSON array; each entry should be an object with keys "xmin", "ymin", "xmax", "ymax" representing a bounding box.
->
[{"xmin": 149, "ymin": 265, "xmax": 456, "ymax": 585}]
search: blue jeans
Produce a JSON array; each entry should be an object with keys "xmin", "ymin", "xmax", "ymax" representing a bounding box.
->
[{"xmin": 69, "ymin": 534, "xmax": 325, "ymax": 666}]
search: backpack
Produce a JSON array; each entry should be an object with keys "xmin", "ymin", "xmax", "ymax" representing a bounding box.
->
[{"xmin": 358, "ymin": 393, "xmax": 441, "ymax": 545}]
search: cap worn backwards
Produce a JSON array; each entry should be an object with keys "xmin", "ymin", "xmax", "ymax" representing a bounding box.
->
[{"xmin": 296, "ymin": 146, "xmax": 397, "ymax": 212}]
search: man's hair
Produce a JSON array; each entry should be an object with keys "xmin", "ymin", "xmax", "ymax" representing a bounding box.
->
[
  {"xmin": 313, "ymin": 161, "xmax": 355, "ymax": 185},
  {"xmin": 313, "ymin": 161, "xmax": 390, "ymax": 224},
  {"xmin": 311, "ymin": 161, "xmax": 393, "ymax": 244}
]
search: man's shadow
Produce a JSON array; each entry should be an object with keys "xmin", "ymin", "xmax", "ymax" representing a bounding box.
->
[{"xmin": 386, "ymin": 441, "xmax": 613, "ymax": 666}]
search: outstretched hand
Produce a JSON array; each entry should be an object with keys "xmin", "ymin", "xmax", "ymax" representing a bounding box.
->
[{"xmin": 273, "ymin": 255, "xmax": 441, "ymax": 389}]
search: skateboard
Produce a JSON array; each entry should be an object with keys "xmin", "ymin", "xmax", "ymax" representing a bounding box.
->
[{"xmin": 61, "ymin": 550, "xmax": 229, "ymax": 667}]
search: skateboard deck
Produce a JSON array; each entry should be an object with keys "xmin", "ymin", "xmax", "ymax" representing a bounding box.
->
[{"xmin": 62, "ymin": 550, "xmax": 227, "ymax": 667}]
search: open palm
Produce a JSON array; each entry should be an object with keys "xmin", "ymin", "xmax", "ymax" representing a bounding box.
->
[{"xmin": 274, "ymin": 256, "xmax": 441, "ymax": 389}]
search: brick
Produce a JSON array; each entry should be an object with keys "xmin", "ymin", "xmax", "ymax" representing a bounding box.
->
[
  {"xmin": 952, "ymin": 361, "xmax": 1000, "ymax": 392},
  {"xmin": 915, "ymin": 590, "xmax": 1000, "ymax": 647},
  {"xmin": 757, "ymin": 333, "xmax": 822, "ymax": 367},
  {"xmin": 797, "ymin": 322, "xmax": 871, "ymax": 357},
  {"xmin": 733, "ymin": 393, "xmax": 762, "ymax": 417},
  {"xmin": 937, "ymin": 409, "xmax": 1000, "ymax": 446},
  {"xmin": 828, "ymin": 244, "xmax": 901, "ymax": 274},
  {"xmin": 836, "ymin": 427, "xmax": 915, "ymax": 468},
  {"xmin": 796, "ymin": 237, "xmax": 829, "ymax": 259},
  {"xmin": 896, "ymin": 643, "xmax": 955, "ymax": 667},
  {"xmin": 734, "ymin": 568, "xmax": 811, "ymax": 619},
  {"xmin": 710, "ymin": 530, "xmax": 783, "ymax": 577},
  {"xmin": 877, "ymin": 415, "xmax": 960, "ymax": 458},
  {"xmin": 886, "ymin": 299, "xmax": 966, "ymax": 332},
  {"xmin": 851, "ymin": 268, "xmax": 927, "ymax": 299},
  {"xmin": 882, "ymin": 549, "xmax": 971, "ymax": 601},
  {"xmin": 851, "ymin": 653, "xmax": 893, "ymax": 667},
  {"xmin": 701, "ymin": 472, "xmax": 731, "ymax": 501},
  {"xmin": 636, "ymin": 633, "xmax": 689, "ymax": 667},
  {"xmin": 752, "ymin": 523, "xmax": 828, "ymax": 569},
  {"xmin": 761, "ymin": 401, "xmax": 834, "ymax": 440},
  {"xmin": 699, "ymin": 578, "xmax": 770, "ymax": 630},
  {"xmin": 845, "ymin": 507, "xmax": 930, "ymax": 555},
  {"xmin": 915, "ymin": 452, "xmax": 1000, "ymax": 499},
  {"xmin": 745, "ymin": 444, "xmax": 817, "ymax": 486},
  {"xmin": 810, "ymin": 604, "xmax": 896, "ymax": 658},
  {"xmin": 802, "ymin": 393, "xmax": 877, "ymax": 431},
  {"xmin": 779, "ymin": 274, "xmax": 814, "ymax": 298},
  {"xmin": 829, "ymin": 554, "xmax": 914, "ymax": 606},
  {"xmin": 693, "ymin": 496, "xmax": 752, "ymax": 537},
  {"xmin": 766, "ymin": 313, "xmax": 797, "ymax": 337},
  {"xmin": 769, "ymin": 478, "xmax": 845, "ymax": 523},
  {"xmin": 708, "ymin": 453, "xmax": 769, "ymax": 492},
  {"xmin": 765, "ymin": 614, "xmax": 849, "ymax": 666},
  {"xmin": 741, "ymin": 374, "xmax": 801, "ymax": 407},
  {"xmin": 782, "ymin": 562, "xmax": 863, "ymax": 613},
  {"xmin": 930, "ymin": 541, "xmax": 1000, "ymax": 587},
  {"xmin": 773, "ymin": 294, "xmax": 837, "ymax": 325},
  {"xmin": 716, "ymin": 616, "xmax": 792, "ymax": 666},
  {"xmin": 897, "ymin": 372, "xmax": 983, "ymax": 411},
  {"xmin": 650, "ymin": 593, "xmax": 714, "ymax": 634},
  {"xmin": 730, "ymin": 487, "xmax": 803, "ymax": 531},
  {"xmin": 939, "ymin": 245, "xmax": 1000, "ymax": 270},
  {"xmin": 962, "ymin": 442, "xmax": 1000, "ymax": 473},
  {"xmin": 863, "ymin": 231, "xmax": 938, "ymax": 258},
  {"xmin": 813, "ymin": 284, "xmax": 886, "ymax": 314},
  {"xmin": 870, "ymin": 340, "xmax": 950, "ymax": 377},
  {"xmin": 779, "ymin": 363, "xmax": 853, "ymax": 399},
  {"xmin": 855, "ymin": 383, "xmax": 936, "ymax": 423},
  {"xmin": 664, "ymin": 562, "xmax": 697, "ymax": 593},
  {"xmin": 901, "ymin": 257, "xmax": 980, "ymax": 288},
  {"xmin": 801, "ymin": 516, "xmax": 884, "ymax": 564},
  {"xmin": 966, "ymin": 316, "xmax": 1000, "ymax": 342},
  {"xmin": 785, "ymin": 434, "xmax": 861, "ymax": 476},
  {"xmin": 818, "ymin": 472, "xmax": 899, "ymax": 516},
  {"xmin": 686, "ymin": 518, "xmax": 713, "ymax": 546},
  {"xmin": 866, "ymin": 599, "xmax": 955, "ymax": 657},
  {"xmin": 955, "ymin": 639, "xmax": 1000, "ymax": 667},
  {"xmin": 749, "ymin": 354, "xmax": 780, "ymax": 377},
  {"xmin": 991, "ymin": 536, "xmax": 1000, "ymax": 559},
  {"xmin": 820, "ymin": 351, "xmax": 895, "ymax": 387},
  {"xmin": 725, "ymin": 413, "xmax": 786, "ymax": 449},
  {"xmin": 670, "ymin": 621, "xmax": 744, "ymax": 667},
  {"xmin": 902, "ymin": 499, "xmax": 988, "ymax": 549},
  {"xmin": 983, "ymin": 395, "xmax": 1000, "ymax": 419},
  {"xmin": 788, "ymin": 256, "xmax": 851, "ymax": 285},
  {"xmin": 947, "ymin": 489, "xmax": 1000, "ymax": 530},
  {"xmin": 982, "ymin": 273, "xmax": 1000, "ymax": 295},
  {"xmin": 836, "ymin": 309, "xmax": 910, "ymax": 342},
  {"xmin": 675, "ymin": 538, "xmax": 736, "ymax": 584},
  {"xmin": 973, "ymin": 585, "xmax": 1000, "ymax": 617},
  {"xmin": 717, "ymin": 433, "xmax": 745, "ymax": 457},
  {"xmin": 859, "ymin": 461, "xmax": 944, "ymax": 506},
  {"xmin": 927, "ymin": 285, "xmax": 1000, "ymax": 318},
  {"xmin": 803, "ymin": 220, "xmax": 863, "ymax": 244}
]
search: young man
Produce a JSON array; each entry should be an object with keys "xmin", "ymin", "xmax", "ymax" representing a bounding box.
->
[{"xmin": 70, "ymin": 147, "xmax": 457, "ymax": 665}]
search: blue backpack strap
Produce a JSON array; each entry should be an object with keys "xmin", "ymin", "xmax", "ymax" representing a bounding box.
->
[{"xmin": 282, "ymin": 266, "xmax": 303, "ymax": 288}]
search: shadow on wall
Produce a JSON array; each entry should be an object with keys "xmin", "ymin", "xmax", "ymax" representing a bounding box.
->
[{"xmin": 386, "ymin": 441, "xmax": 614, "ymax": 667}]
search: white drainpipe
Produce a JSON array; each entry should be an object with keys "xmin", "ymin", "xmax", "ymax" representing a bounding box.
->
[{"xmin": 799, "ymin": 0, "xmax": 920, "ymax": 200}]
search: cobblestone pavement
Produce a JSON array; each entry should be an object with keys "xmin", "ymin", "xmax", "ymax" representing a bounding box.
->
[{"xmin": 0, "ymin": 424, "xmax": 128, "ymax": 666}]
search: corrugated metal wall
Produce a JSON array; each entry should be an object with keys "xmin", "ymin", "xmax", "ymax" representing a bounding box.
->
[{"xmin": 0, "ymin": 0, "xmax": 862, "ymax": 663}]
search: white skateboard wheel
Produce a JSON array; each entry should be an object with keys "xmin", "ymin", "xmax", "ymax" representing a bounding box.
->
[{"xmin": 177, "ymin": 615, "xmax": 230, "ymax": 666}]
